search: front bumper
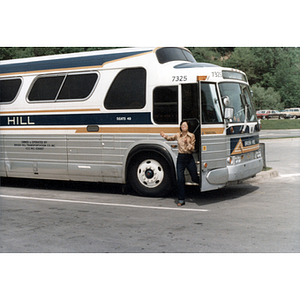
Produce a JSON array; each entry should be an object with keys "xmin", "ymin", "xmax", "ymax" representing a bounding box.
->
[{"xmin": 227, "ymin": 158, "xmax": 263, "ymax": 182}]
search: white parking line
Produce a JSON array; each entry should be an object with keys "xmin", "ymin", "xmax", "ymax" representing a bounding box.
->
[
  {"xmin": 280, "ymin": 173, "xmax": 300, "ymax": 178},
  {"xmin": 1, "ymin": 194, "xmax": 208, "ymax": 212}
]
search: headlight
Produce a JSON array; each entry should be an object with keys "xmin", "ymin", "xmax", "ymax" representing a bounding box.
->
[
  {"xmin": 234, "ymin": 156, "xmax": 242, "ymax": 164},
  {"xmin": 255, "ymin": 149, "xmax": 262, "ymax": 159},
  {"xmin": 228, "ymin": 156, "xmax": 241, "ymax": 165}
]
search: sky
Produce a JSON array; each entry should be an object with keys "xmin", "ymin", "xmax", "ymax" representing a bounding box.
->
[{"xmin": 1, "ymin": 1, "xmax": 299, "ymax": 47}]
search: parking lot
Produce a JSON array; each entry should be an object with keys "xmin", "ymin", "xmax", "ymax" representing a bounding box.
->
[
  {"xmin": 1, "ymin": 134, "xmax": 299, "ymax": 300},
  {"xmin": 1, "ymin": 136, "xmax": 299, "ymax": 253}
]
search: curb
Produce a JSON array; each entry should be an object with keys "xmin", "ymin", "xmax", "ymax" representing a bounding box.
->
[{"xmin": 246, "ymin": 169, "xmax": 279, "ymax": 183}]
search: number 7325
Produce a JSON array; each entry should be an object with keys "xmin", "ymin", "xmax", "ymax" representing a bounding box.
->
[{"xmin": 172, "ymin": 75, "xmax": 187, "ymax": 82}]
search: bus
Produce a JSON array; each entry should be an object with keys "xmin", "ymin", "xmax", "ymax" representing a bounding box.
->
[{"xmin": 0, "ymin": 47, "xmax": 263, "ymax": 197}]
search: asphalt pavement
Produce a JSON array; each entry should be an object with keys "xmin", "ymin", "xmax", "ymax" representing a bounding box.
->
[
  {"xmin": 251, "ymin": 130, "xmax": 300, "ymax": 182},
  {"xmin": 260, "ymin": 129, "xmax": 300, "ymax": 139},
  {"xmin": 1, "ymin": 131, "xmax": 299, "ymax": 299}
]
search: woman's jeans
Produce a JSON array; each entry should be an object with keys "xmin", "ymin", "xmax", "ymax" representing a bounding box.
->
[{"xmin": 176, "ymin": 153, "xmax": 199, "ymax": 203}]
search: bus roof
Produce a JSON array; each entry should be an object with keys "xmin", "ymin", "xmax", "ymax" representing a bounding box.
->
[{"xmin": 0, "ymin": 47, "xmax": 155, "ymax": 76}]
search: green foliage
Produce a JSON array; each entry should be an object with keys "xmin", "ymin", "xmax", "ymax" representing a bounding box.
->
[
  {"xmin": 189, "ymin": 47, "xmax": 300, "ymax": 109},
  {"xmin": 251, "ymin": 84, "xmax": 283, "ymax": 110},
  {"xmin": 223, "ymin": 47, "xmax": 259, "ymax": 83},
  {"xmin": 261, "ymin": 119, "xmax": 300, "ymax": 130},
  {"xmin": 188, "ymin": 47, "xmax": 233, "ymax": 65},
  {"xmin": 222, "ymin": 47, "xmax": 300, "ymax": 109}
]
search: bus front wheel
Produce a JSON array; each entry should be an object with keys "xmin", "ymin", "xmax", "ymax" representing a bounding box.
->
[{"xmin": 128, "ymin": 153, "xmax": 173, "ymax": 197}]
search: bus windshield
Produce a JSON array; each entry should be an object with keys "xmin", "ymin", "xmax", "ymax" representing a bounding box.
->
[{"xmin": 219, "ymin": 82, "xmax": 257, "ymax": 122}]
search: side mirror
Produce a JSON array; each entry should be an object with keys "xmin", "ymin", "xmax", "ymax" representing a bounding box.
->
[{"xmin": 225, "ymin": 107, "xmax": 234, "ymax": 120}]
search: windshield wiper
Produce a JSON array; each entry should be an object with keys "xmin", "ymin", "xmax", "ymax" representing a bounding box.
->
[{"xmin": 241, "ymin": 105, "xmax": 248, "ymax": 133}]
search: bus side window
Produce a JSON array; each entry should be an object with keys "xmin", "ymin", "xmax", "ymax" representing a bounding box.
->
[
  {"xmin": 153, "ymin": 86, "xmax": 178, "ymax": 124},
  {"xmin": 58, "ymin": 73, "xmax": 98, "ymax": 100},
  {"xmin": 28, "ymin": 76, "xmax": 65, "ymax": 101},
  {"xmin": 182, "ymin": 83, "xmax": 199, "ymax": 122},
  {"xmin": 0, "ymin": 78, "xmax": 22, "ymax": 103},
  {"xmin": 104, "ymin": 68, "xmax": 146, "ymax": 109},
  {"xmin": 28, "ymin": 73, "xmax": 99, "ymax": 102}
]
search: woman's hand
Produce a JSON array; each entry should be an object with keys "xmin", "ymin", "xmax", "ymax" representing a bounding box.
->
[{"xmin": 160, "ymin": 131, "xmax": 167, "ymax": 139}]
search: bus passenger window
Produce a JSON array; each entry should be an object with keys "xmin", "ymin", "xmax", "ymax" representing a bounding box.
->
[
  {"xmin": 58, "ymin": 73, "xmax": 98, "ymax": 100},
  {"xmin": 0, "ymin": 78, "xmax": 22, "ymax": 103},
  {"xmin": 153, "ymin": 86, "xmax": 178, "ymax": 124},
  {"xmin": 28, "ymin": 76, "xmax": 65, "ymax": 101},
  {"xmin": 28, "ymin": 72, "xmax": 99, "ymax": 102},
  {"xmin": 104, "ymin": 68, "xmax": 146, "ymax": 109}
]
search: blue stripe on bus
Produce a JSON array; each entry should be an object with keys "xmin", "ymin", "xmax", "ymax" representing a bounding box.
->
[
  {"xmin": 0, "ymin": 50, "xmax": 152, "ymax": 74},
  {"xmin": 0, "ymin": 112, "xmax": 152, "ymax": 127}
]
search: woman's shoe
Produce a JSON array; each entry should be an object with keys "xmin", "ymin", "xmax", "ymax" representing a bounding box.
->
[{"xmin": 177, "ymin": 202, "xmax": 185, "ymax": 207}]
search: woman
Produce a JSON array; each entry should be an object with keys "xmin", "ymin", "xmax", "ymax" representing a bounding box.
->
[{"xmin": 160, "ymin": 120, "xmax": 199, "ymax": 206}]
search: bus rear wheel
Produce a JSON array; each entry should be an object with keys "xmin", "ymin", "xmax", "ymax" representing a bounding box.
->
[{"xmin": 128, "ymin": 153, "xmax": 173, "ymax": 197}]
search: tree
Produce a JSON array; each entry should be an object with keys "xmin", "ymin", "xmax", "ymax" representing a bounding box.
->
[
  {"xmin": 251, "ymin": 84, "xmax": 283, "ymax": 110},
  {"xmin": 223, "ymin": 47, "xmax": 300, "ymax": 108},
  {"xmin": 223, "ymin": 47, "xmax": 259, "ymax": 84},
  {"xmin": 188, "ymin": 47, "xmax": 232, "ymax": 65}
]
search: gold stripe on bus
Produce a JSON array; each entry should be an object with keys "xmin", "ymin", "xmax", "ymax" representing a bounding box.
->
[
  {"xmin": 201, "ymin": 128, "xmax": 224, "ymax": 135},
  {"xmin": 0, "ymin": 108, "xmax": 101, "ymax": 115},
  {"xmin": 1, "ymin": 126, "xmax": 223, "ymax": 135},
  {"xmin": 0, "ymin": 127, "xmax": 79, "ymax": 131},
  {"xmin": 0, "ymin": 66, "xmax": 102, "ymax": 77},
  {"xmin": 231, "ymin": 144, "xmax": 260, "ymax": 155},
  {"xmin": 76, "ymin": 127, "xmax": 179, "ymax": 134},
  {"xmin": 0, "ymin": 126, "xmax": 179, "ymax": 134}
]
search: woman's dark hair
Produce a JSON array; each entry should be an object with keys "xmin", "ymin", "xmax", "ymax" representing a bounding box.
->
[{"xmin": 180, "ymin": 120, "xmax": 189, "ymax": 131}]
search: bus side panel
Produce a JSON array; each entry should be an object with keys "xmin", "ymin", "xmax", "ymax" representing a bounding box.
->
[
  {"xmin": 66, "ymin": 133, "xmax": 138, "ymax": 184},
  {"xmin": 100, "ymin": 134, "xmax": 122, "ymax": 183},
  {"xmin": 67, "ymin": 134, "xmax": 103, "ymax": 181},
  {"xmin": 3, "ymin": 134, "xmax": 68, "ymax": 179},
  {"xmin": 201, "ymin": 135, "xmax": 228, "ymax": 169},
  {"xmin": 0, "ymin": 135, "xmax": 6, "ymax": 176},
  {"xmin": 201, "ymin": 135, "xmax": 228, "ymax": 191},
  {"xmin": 100, "ymin": 133, "xmax": 148, "ymax": 184}
]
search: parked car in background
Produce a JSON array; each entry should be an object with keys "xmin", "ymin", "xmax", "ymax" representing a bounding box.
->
[
  {"xmin": 269, "ymin": 110, "xmax": 292, "ymax": 119},
  {"xmin": 256, "ymin": 110, "xmax": 269, "ymax": 119},
  {"xmin": 282, "ymin": 108, "xmax": 300, "ymax": 119},
  {"xmin": 256, "ymin": 110, "xmax": 291, "ymax": 119}
]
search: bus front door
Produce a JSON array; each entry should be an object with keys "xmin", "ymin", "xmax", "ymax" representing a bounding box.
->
[{"xmin": 198, "ymin": 81, "xmax": 228, "ymax": 192}]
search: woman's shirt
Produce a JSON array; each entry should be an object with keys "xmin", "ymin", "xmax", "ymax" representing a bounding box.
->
[{"xmin": 164, "ymin": 131, "xmax": 195, "ymax": 154}]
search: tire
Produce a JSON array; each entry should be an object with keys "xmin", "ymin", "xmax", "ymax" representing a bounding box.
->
[{"xmin": 128, "ymin": 152, "xmax": 173, "ymax": 197}]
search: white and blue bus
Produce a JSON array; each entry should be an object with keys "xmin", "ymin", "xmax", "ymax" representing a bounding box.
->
[{"xmin": 0, "ymin": 47, "xmax": 263, "ymax": 196}]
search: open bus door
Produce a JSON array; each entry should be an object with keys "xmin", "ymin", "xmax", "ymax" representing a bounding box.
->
[{"xmin": 197, "ymin": 78, "xmax": 229, "ymax": 192}]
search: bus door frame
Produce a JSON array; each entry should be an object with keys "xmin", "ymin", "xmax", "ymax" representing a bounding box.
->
[{"xmin": 197, "ymin": 79, "xmax": 203, "ymax": 190}]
